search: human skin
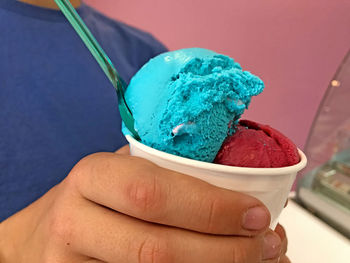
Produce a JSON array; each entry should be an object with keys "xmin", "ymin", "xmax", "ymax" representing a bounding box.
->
[{"xmin": 0, "ymin": 146, "xmax": 290, "ymax": 262}]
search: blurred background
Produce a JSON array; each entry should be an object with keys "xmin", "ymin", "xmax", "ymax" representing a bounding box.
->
[{"xmin": 85, "ymin": 0, "xmax": 350, "ymax": 150}]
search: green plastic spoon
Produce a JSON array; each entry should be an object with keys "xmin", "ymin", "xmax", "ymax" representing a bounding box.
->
[{"xmin": 54, "ymin": 0, "xmax": 139, "ymax": 140}]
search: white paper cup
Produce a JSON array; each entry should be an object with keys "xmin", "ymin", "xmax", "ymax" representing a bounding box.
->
[{"xmin": 125, "ymin": 135, "xmax": 307, "ymax": 229}]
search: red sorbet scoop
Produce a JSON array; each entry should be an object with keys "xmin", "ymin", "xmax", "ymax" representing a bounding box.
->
[{"xmin": 214, "ymin": 120, "xmax": 300, "ymax": 168}]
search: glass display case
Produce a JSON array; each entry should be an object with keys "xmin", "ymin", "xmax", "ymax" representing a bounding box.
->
[{"xmin": 296, "ymin": 50, "xmax": 350, "ymax": 238}]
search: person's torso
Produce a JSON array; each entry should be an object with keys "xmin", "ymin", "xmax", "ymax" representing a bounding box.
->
[{"xmin": 0, "ymin": 1, "xmax": 167, "ymax": 221}]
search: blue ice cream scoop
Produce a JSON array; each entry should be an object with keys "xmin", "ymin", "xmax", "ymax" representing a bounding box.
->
[{"xmin": 123, "ymin": 48, "xmax": 264, "ymax": 162}]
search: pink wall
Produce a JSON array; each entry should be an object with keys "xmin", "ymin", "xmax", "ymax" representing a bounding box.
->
[{"xmin": 85, "ymin": 0, "xmax": 350, "ymax": 149}]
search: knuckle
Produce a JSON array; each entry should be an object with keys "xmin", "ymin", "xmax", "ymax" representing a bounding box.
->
[
  {"xmin": 67, "ymin": 154, "xmax": 94, "ymax": 186},
  {"xmin": 137, "ymin": 236, "xmax": 172, "ymax": 263},
  {"xmin": 70, "ymin": 152, "xmax": 106, "ymax": 176},
  {"xmin": 125, "ymin": 172, "xmax": 165, "ymax": 216},
  {"xmin": 68, "ymin": 152, "xmax": 115, "ymax": 189}
]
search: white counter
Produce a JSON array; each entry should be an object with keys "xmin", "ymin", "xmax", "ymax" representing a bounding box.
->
[{"xmin": 279, "ymin": 200, "xmax": 350, "ymax": 263}]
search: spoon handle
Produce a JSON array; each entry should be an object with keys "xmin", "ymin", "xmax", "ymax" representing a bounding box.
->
[
  {"xmin": 55, "ymin": 0, "xmax": 118, "ymax": 87},
  {"xmin": 54, "ymin": 0, "xmax": 139, "ymax": 139}
]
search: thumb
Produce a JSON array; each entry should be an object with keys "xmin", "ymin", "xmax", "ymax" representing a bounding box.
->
[{"xmin": 115, "ymin": 145, "xmax": 130, "ymax": 155}]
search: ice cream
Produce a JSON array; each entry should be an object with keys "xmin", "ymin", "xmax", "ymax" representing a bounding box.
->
[
  {"xmin": 214, "ymin": 120, "xmax": 300, "ymax": 168},
  {"xmin": 124, "ymin": 48, "xmax": 306, "ymax": 228},
  {"xmin": 124, "ymin": 48, "xmax": 264, "ymax": 162}
]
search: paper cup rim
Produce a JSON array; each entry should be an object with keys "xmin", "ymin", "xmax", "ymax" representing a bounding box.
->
[{"xmin": 125, "ymin": 135, "xmax": 307, "ymax": 175}]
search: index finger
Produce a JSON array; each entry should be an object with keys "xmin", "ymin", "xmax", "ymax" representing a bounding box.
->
[{"xmin": 71, "ymin": 152, "xmax": 271, "ymax": 236}]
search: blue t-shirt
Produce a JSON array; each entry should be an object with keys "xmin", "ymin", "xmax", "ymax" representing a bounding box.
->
[{"xmin": 0, "ymin": 1, "xmax": 167, "ymax": 221}]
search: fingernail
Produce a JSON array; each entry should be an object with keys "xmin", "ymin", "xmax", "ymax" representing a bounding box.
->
[
  {"xmin": 242, "ymin": 206, "xmax": 270, "ymax": 230},
  {"xmin": 263, "ymin": 231, "xmax": 281, "ymax": 260}
]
